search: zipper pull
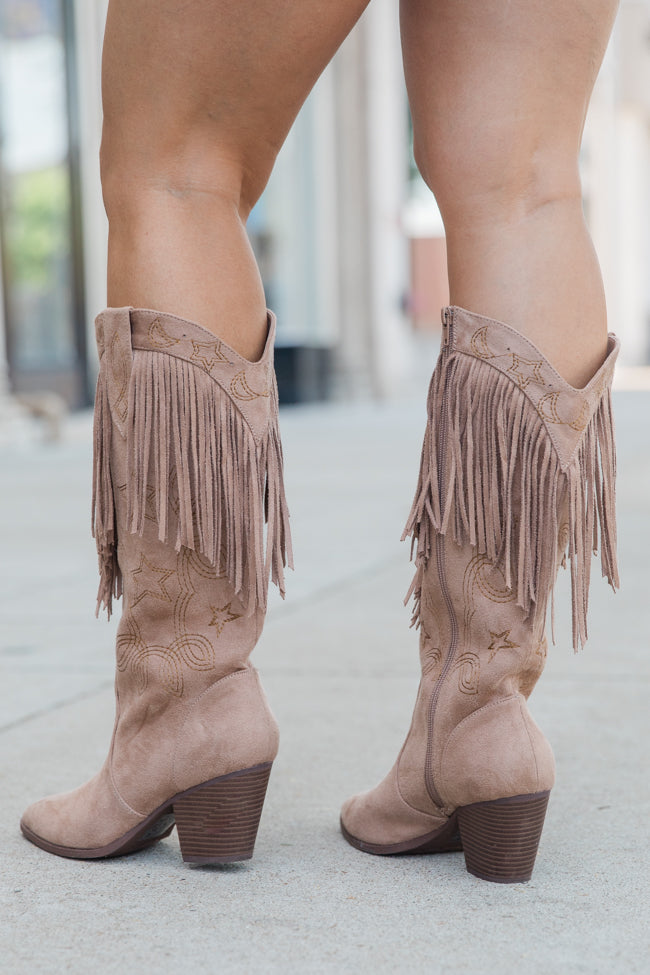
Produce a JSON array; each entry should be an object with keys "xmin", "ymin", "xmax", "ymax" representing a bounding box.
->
[{"xmin": 441, "ymin": 307, "xmax": 452, "ymax": 350}]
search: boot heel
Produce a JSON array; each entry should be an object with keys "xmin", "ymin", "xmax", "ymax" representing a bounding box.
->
[
  {"xmin": 457, "ymin": 790, "xmax": 550, "ymax": 883},
  {"xmin": 173, "ymin": 763, "xmax": 272, "ymax": 864}
]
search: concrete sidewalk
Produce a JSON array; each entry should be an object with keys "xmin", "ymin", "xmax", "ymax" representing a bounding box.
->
[{"xmin": 1, "ymin": 389, "xmax": 649, "ymax": 974}]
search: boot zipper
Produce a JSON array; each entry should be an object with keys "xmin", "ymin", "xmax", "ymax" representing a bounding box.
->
[{"xmin": 424, "ymin": 307, "xmax": 459, "ymax": 810}]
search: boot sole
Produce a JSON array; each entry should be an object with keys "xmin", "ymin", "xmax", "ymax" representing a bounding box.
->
[
  {"xmin": 21, "ymin": 762, "xmax": 272, "ymax": 865},
  {"xmin": 341, "ymin": 790, "xmax": 550, "ymax": 883},
  {"xmin": 339, "ymin": 814, "xmax": 463, "ymax": 856}
]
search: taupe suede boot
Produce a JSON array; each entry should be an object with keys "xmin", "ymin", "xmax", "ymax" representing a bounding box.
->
[
  {"xmin": 341, "ymin": 305, "xmax": 619, "ymax": 882},
  {"xmin": 21, "ymin": 306, "xmax": 291, "ymax": 863}
]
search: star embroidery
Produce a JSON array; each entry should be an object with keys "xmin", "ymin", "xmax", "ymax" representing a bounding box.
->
[
  {"xmin": 506, "ymin": 354, "xmax": 545, "ymax": 390},
  {"xmin": 130, "ymin": 555, "xmax": 175, "ymax": 608},
  {"xmin": 190, "ymin": 340, "xmax": 230, "ymax": 372},
  {"xmin": 487, "ymin": 629, "xmax": 520, "ymax": 661},
  {"xmin": 208, "ymin": 602, "xmax": 242, "ymax": 637}
]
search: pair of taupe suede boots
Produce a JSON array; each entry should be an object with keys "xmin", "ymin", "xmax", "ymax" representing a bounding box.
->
[{"xmin": 21, "ymin": 302, "xmax": 619, "ymax": 883}]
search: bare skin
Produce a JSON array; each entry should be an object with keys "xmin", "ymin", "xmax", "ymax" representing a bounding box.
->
[
  {"xmin": 101, "ymin": 0, "xmax": 372, "ymax": 361},
  {"xmin": 401, "ymin": 0, "xmax": 620, "ymax": 388},
  {"xmin": 101, "ymin": 0, "xmax": 619, "ymax": 384}
]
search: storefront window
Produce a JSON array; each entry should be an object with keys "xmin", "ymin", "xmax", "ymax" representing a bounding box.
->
[{"xmin": 0, "ymin": 0, "xmax": 86, "ymax": 404}]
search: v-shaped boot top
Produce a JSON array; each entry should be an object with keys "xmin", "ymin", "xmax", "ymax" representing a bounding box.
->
[
  {"xmin": 445, "ymin": 305, "xmax": 619, "ymax": 471},
  {"xmin": 96, "ymin": 306, "xmax": 278, "ymax": 446}
]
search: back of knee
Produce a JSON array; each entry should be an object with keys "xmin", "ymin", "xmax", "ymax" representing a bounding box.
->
[
  {"xmin": 413, "ymin": 130, "xmax": 582, "ymax": 228},
  {"xmin": 99, "ymin": 120, "xmax": 272, "ymax": 222}
]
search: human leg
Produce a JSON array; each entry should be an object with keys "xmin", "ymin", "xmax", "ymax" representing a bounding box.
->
[
  {"xmin": 101, "ymin": 0, "xmax": 371, "ymax": 359},
  {"xmin": 21, "ymin": 0, "xmax": 370, "ymax": 863},
  {"xmin": 401, "ymin": 0, "xmax": 619, "ymax": 389},
  {"xmin": 340, "ymin": 0, "xmax": 621, "ymax": 881}
]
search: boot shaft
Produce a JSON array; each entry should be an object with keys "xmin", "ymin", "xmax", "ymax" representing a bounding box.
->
[
  {"xmin": 400, "ymin": 305, "xmax": 620, "ymax": 810},
  {"xmin": 92, "ymin": 306, "xmax": 292, "ymax": 703},
  {"xmin": 341, "ymin": 305, "xmax": 620, "ymax": 878},
  {"xmin": 405, "ymin": 305, "xmax": 620, "ymax": 651},
  {"xmin": 21, "ymin": 304, "xmax": 288, "ymax": 861}
]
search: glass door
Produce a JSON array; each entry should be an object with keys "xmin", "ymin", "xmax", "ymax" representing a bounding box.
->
[{"xmin": 0, "ymin": 0, "xmax": 87, "ymax": 406}]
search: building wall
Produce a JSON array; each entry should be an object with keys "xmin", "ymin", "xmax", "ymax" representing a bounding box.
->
[
  {"xmin": 0, "ymin": 0, "xmax": 90, "ymax": 405},
  {"xmin": 1, "ymin": 0, "xmax": 648, "ymax": 421},
  {"xmin": 583, "ymin": 0, "xmax": 650, "ymax": 366},
  {"xmin": 73, "ymin": 0, "xmax": 109, "ymax": 374}
]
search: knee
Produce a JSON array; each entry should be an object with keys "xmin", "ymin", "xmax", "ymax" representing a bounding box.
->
[
  {"xmin": 414, "ymin": 125, "xmax": 582, "ymax": 229},
  {"xmin": 100, "ymin": 116, "xmax": 274, "ymax": 223}
]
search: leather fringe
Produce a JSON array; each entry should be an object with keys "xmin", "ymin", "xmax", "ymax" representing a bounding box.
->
[
  {"xmin": 403, "ymin": 351, "xmax": 618, "ymax": 650},
  {"xmin": 92, "ymin": 349, "xmax": 292, "ymax": 619},
  {"xmin": 91, "ymin": 369, "xmax": 122, "ymax": 618}
]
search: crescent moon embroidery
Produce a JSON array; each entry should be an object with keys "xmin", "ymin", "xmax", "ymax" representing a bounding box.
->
[
  {"xmin": 230, "ymin": 370, "xmax": 270, "ymax": 401},
  {"xmin": 536, "ymin": 391, "xmax": 563, "ymax": 424},
  {"xmin": 108, "ymin": 330, "xmax": 130, "ymax": 424},
  {"xmin": 537, "ymin": 391, "xmax": 590, "ymax": 430},
  {"xmin": 568, "ymin": 400, "xmax": 590, "ymax": 432},
  {"xmin": 470, "ymin": 325, "xmax": 495, "ymax": 359},
  {"xmin": 148, "ymin": 318, "xmax": 180, "ymax": 348}
]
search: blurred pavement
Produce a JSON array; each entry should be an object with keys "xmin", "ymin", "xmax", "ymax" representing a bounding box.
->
[{"xmin": 1, "ymin": 385, "xmax": 649, "ymax": 974}]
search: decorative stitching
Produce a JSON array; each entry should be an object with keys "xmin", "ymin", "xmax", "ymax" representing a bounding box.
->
[
  {"xmin": 487, "ymin": 629, "xmax": 520, "ymax": 662},
  {"xmin": 229, "ymin": 369, "xmax": 270, "ymax": 401},
  {"xmin": 130, "ymin": 554, "xmax": 175, "ymax": 608},
  {"xmin": 148, "ymin": 317, "xmax": 180, "ymax": 349},
  {"xmin": 189, "ymin": 339, "xmax": 231, "ymax": 371},
  {"xmin": 129, "ymin": 310, "xmax": 277, "ymax": 445},
  {"xmin": 117, "ymin": 547, "xmax": 243, "ymax": 697},
  {"xmin": 451, "ymin": 311, "xmax": 618, "ymax": 471},
  {"xmin": 208, "ymin": 602, "xmax": 242, "ymax": 637},
  {"xmin": 452, "ymin": 651, "xmax": 481, "ymax": 695}
]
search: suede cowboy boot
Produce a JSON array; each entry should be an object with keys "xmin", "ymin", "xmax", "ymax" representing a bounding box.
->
[
  {"xmin": 21, "ymin": 306, "xmax": 291, "ymax": 864},
  {"xmin": 341, "ymin": 305, "xmax": 619, "ymax": 883}
]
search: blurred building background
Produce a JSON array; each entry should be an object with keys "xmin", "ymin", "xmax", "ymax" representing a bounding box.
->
[{"xmin": 0, "ymin": 0, "xmax": 649, "ymax": 423}]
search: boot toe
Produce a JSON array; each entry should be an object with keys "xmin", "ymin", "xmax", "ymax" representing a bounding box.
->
[
  {"xmin": 21, "ymin": 792, "xmax": 82, "ymax": 850},
  {"xmin": 21, "ymin": 796, "xmax": 53, "ymax": 842},
  {"xmin": 339, "ymin": 793, "xmax": 364, "ymax": 838},
  {"xmin": 20, "ymin": 771, "xmax": 142, "ymax": 853},
  {"xmin": 341, "ymin": 772, "xmax": 449, "ymax": 849}
]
